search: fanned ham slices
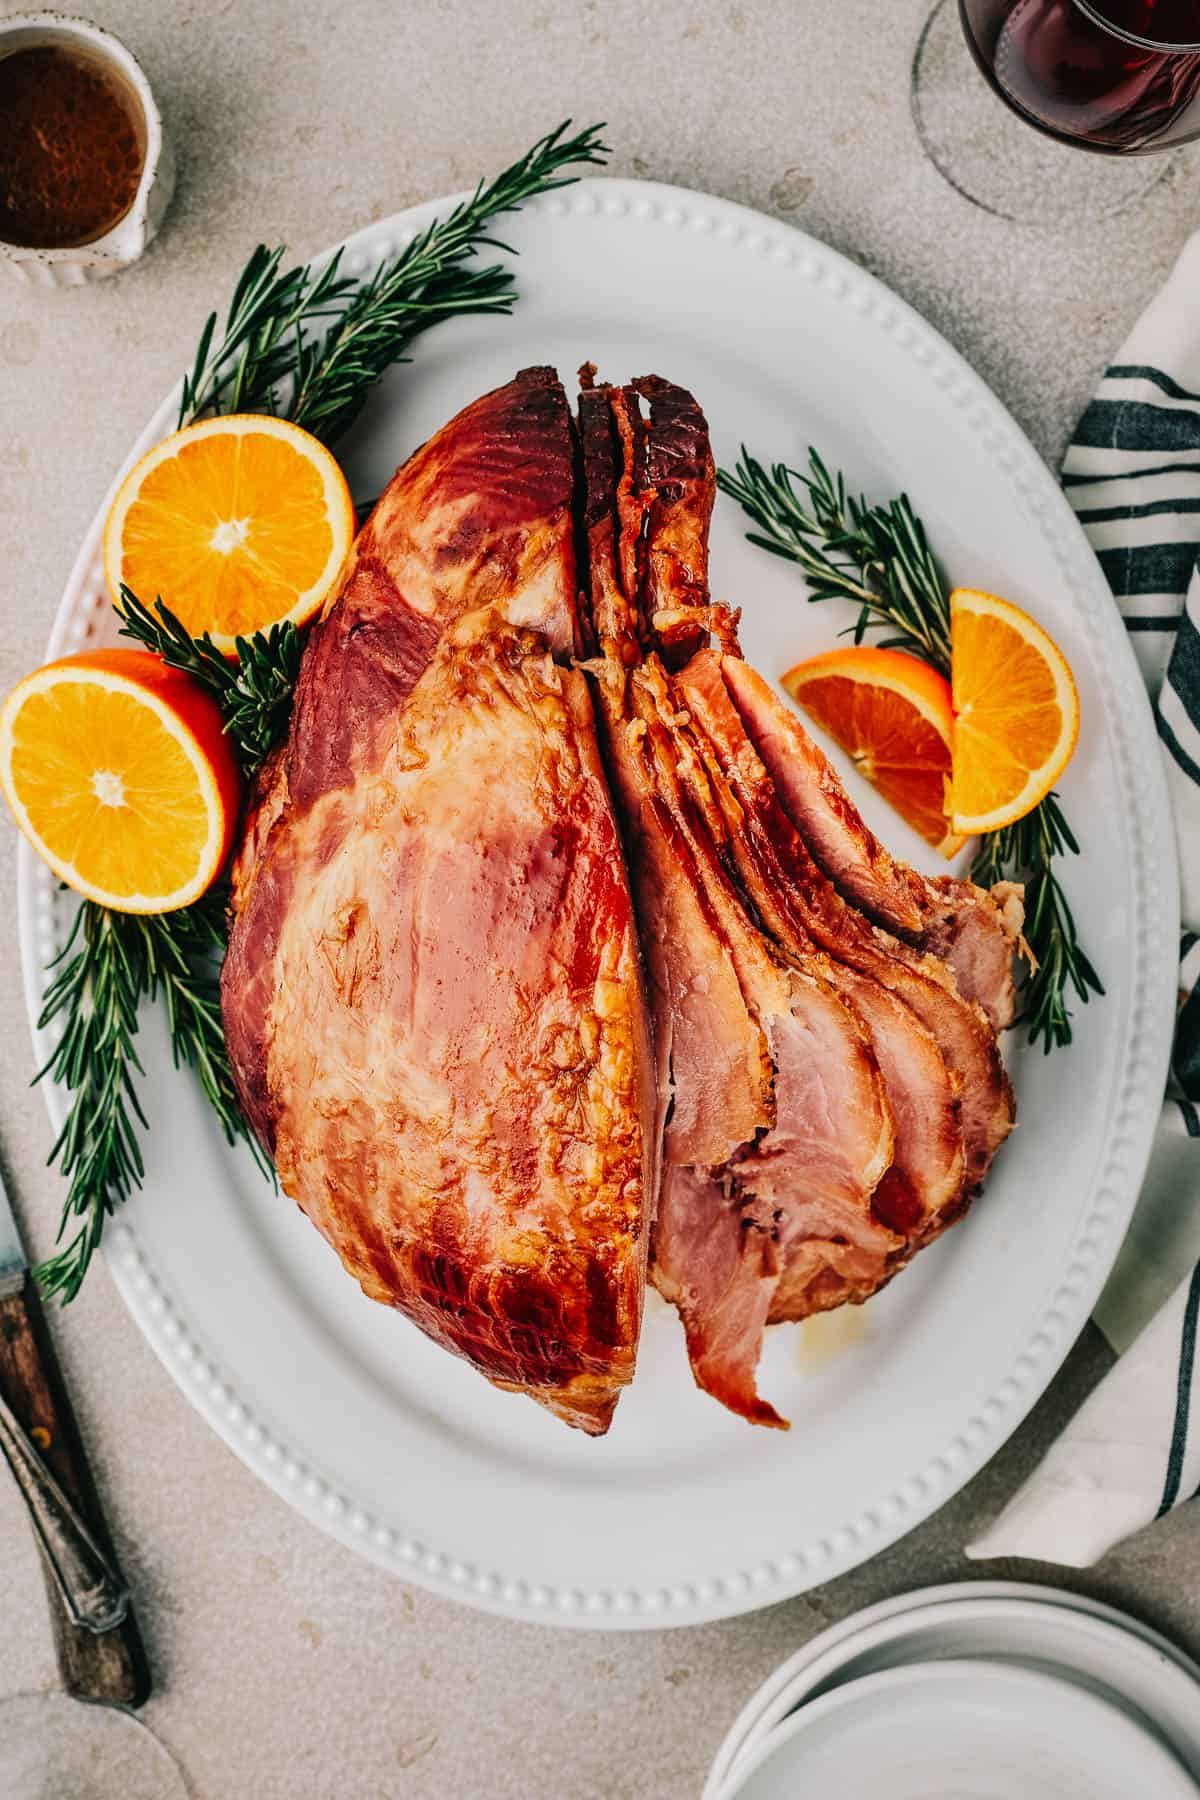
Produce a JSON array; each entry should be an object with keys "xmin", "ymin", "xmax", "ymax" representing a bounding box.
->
[{"xmin": 221, "ymin": 364, "xmax": 1023, "ymax": 1435}]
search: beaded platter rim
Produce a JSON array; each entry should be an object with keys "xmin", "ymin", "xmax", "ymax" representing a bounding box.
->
[{"xmin": 17, "ymin": 178, "xmax": 1179, "ymax": 1628}]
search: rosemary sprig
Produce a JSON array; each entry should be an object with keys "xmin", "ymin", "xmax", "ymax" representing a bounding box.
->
[
  {"xmin": 150, "ymin": 888, "xmax": 271, "ymax": 1180},
  {"xmin": 34, "ymin": 893, "xmax": 267, "ymax": 1303},
  {"xmin": 970, "ymin": 794, "xmax": 1103, "ymax": 1050},
  {"xmin": 290, "ymin": 121, "xmax": 609, "ymax": 443},
  {"xmin": 180, "ymin": 119, "xmax": 609, "ymax": 443},
  {"xmin": 177, "ymin": 245, "xmax": 352, "ymax": 425},
  {"xmin": 719, "ymin": 449, "xmax": 954, "ymax": 673},
  {"xmin": 717, "ymin": 448, "xmax": 1101, "ymax": 1051},
  {"xmin": 117, "ymin": 587, "xmax": 302, "ymax": 773},
  {"xmin": 34, "ymin": 905, "xmax": 148, "ymax": 1303}
]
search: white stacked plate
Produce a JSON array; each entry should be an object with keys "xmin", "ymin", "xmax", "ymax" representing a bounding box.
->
[{"xmin": 705, "ymin": 1581, "xmax": 1200, "ymax": 1800}]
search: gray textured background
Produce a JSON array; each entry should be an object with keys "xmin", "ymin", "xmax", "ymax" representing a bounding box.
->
[{"xmin": 1, "ymin": 3, "xmax": 1198, "ymax": 1795}]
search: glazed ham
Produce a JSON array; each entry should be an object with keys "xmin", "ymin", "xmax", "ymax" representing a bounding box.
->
[
  {"xmin": 674, "ymin": 652, "xmax": 1014, "ymax": 1196},
  {"xmin": 222, "ymin": 371, "xmax": 653, "ymax": 1435},
  {"xmin": 722, "ymin": 657, "xmax": 1024, "ymax": 1031},
  {"xmin": 221, "ymin": 363, "xmax": 1022, "ymax": 1434},
  {"xmin": 579, "ymin": 376, "xmax": 900, "ymax": 1427}
]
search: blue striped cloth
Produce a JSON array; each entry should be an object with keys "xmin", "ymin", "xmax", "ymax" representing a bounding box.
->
[{"xmin": 969, "ymin": 231, "xmax": 1200, "ymax": 1567}]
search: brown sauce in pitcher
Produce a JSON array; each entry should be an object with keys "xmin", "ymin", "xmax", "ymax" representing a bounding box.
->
[{"xmin": 0, "ymin": 45, "xmax": 146, "ymax": 248}]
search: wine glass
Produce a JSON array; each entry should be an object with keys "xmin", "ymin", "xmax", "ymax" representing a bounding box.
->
[
  {"xmin": 0, "ymin": 1692, "xmax": 188, "ymax": 1799},
  {"xmin": 912, "ymin": 0, "xmax": 1200, "ymax": 225}
]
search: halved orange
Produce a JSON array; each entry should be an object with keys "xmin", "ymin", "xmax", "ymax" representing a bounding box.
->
[
  {"xmin": 103, "ymin": 415, "xmax": 356, "ymax": 656},
  {"xmin": 0, "ymin": 649, "xmax": 241, "ymax": 913},
  {"xmin": 949, "ymin": 588, "xmax": 1080, "ymax": 834},
  {"xmin": 781, "ymin": 645, "xmax": 963, "ymax": 857}
]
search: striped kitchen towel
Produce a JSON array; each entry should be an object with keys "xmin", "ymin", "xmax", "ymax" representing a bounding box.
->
[{"xmin": 968, "ymin": 229, "xmax": 1200, "ymax": 1568}]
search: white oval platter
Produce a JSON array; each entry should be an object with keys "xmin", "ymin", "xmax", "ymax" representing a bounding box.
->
[{"xmin": 18, "ymin": 178, "xmax": 1178, "ymax": 1628}]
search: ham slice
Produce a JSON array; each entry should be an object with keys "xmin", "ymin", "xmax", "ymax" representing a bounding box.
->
[
  {"xmin": 722, "ymin": 656, "xmax": 1024, "ymax": 1030},
  {"xmin": 634, "ymin": 657, "xmax": 958, "ymax": 1255},
  {"xmin": 677, "ymin": 650, "xmax": 1014, "ymax": 1194},
  {"xmin": 632, "ymin": 374, "xmax": 716, "ymax": 667},
  {"xmin": 579, "ymin": 377, "xmax": 782, "ymax": 1424},
  {"xmin": 651, "ymin": 1168, "xmax": 784, "ymax": 1429},
  {"xmin": 630, "ymin": 684, "xmax": 896, "ymax": 1422}
]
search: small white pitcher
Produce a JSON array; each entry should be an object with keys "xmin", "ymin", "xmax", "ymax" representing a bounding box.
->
[{"xmin": 0, "ymin": 11, "xmax": 175, "ymax": 286}]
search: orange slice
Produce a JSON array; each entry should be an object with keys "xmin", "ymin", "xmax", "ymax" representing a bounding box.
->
[
  {"xmin": 0, "ymin": 649, "xmax": 240, "ymax": 912},
  {"xmin": 780, "ymin": 645, "xmax": 963, "ymax": 857},
  {"xmin": 103, "ymin": 415, "xmax": 355, "ymax": 656},
  {"xmin": 949, "ymin": 588, "xmax": 1079, "ymax": 834}
]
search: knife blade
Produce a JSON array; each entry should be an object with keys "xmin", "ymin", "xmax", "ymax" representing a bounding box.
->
[{"xmin": 0, "ymin": 1160, "xmax": 27, "ymax": 1299}]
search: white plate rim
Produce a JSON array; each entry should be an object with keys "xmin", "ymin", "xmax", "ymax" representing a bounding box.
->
[
  {"xmin": 714, "ymin": 1656, "xmax": 1198, "ymax": 1800},
  {"xmin": 16, "ymin": 177, "xmax": 1180, "ymax": 1628},
  {"xmin": 704, "ymin": 1581, "xmax": 1200, "ymax": 1793},
  {"xmin": 729, "ymin": 1597, "xmax": 1200, "ymax": 1786}
]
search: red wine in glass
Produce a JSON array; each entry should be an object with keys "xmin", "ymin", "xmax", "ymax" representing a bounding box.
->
[{"xmin": 960, "ymin": 0, "xmax": 1200, "ymax": 150}]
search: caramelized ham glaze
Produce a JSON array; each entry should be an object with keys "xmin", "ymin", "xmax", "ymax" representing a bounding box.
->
[
  {"xmin": 222, "ymin": 370, "xmax": 653, "ymax": 1434},
  {"xmin": 637, "ymin": 655, "xmax": 966, "ymax": 1256},
  {"xmin": 676, "ymin": 652, "xmax": 1015, "ymax": 1193},
  {"xmin": 222, "ymin": 362, "xmax": 1020, "ymax": 1436},
  {"xmin": 721, "ymin": 657, "xmax": 1024, "ymax": 1030},
  {"xmin": 579, "ymin": 375, "xmax": 896, "ymax": 1427}
]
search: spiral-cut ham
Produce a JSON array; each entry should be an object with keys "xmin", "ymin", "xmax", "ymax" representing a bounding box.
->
[
  {"xmin": 222, "ymin": 361, "xmax": 1020, "ymax": 1437},
  {"xmin": 578, "ymin": 375, "xmax": 898, "ymax": 1427},
  {"xmin": 636, "ymin": 654, "xmax": 966, "ymax": 1251}
]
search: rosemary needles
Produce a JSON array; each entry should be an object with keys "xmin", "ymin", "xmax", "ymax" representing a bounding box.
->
[
  {"xmin": 179, "ymin": 120, "xmax": 610, "ymax": 442},
  {"xmin": 117, "ymin": 589, "xmax": 303, "ymax": 775},
  {"xmin": 35, "ymin": 891, "xmax": 269, "ymax": 1304},
  {"xmin": 720, "ymin": 449, "xmax": 953, "ymax": 672}
]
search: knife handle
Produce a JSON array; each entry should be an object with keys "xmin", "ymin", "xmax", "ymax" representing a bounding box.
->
[
  {"xmin": 0, "ymin": 1385, "xmax": 129, "ymax": 1632},
  {"xmin": 0, "ymin": 1279, "xmax": 150, "ymax": 1708}
]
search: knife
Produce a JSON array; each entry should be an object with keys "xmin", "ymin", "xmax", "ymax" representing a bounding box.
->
[{"xmin": 0, "ymin": 1170, "xmax": 150, "ymax": 1707}]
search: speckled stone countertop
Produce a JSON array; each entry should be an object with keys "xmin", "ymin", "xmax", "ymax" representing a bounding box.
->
[{"xmin": 1, "ymin": 2, "xmax": 1198, "ymax": 1794}]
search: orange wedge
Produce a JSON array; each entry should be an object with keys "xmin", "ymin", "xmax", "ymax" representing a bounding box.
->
[
  {"xmin": 781, "ymin": 645, "xmax": 963, "ymax": 857},
  {"xmin": 0, "ymin": 649, "xmax": 240, "ymax": 913},
  {"xmin": 103, "ymin": 415, "xmax": 355, "ymax": 656},
  {"xmin": 949, "ymin": 588, "xmax": 1079, "ymax": 834}
]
